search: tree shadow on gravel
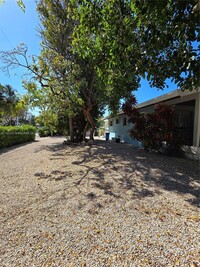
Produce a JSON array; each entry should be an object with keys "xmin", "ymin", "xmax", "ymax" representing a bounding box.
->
[
  {"xmin": 34, "ymin": 139, "xmax": 200, "ymax": 209},
  {"xmin": 35, "ymin": 170, "xmax": 73, "ymax": 181},
  {"xmin": 34, "ymin": 142, "xmax": 67, "ymax": 154}
]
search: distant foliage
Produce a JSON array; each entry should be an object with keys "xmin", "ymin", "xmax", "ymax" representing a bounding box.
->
[
  {"xmin": 0, "ymin": 84, "xmax": 34, "ymax": 126},
  {"xmin": 122, "ymin": 96, "xmax": 185, "ymax": 156},
  {"xmin": 38, "ymin": 126, "xmax": 51, "ymax": 137},
  {"xmin": 0, "ymin": 125, "xmax": 36, "ymax": 149}
]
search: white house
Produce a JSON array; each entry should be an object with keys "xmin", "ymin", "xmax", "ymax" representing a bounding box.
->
[
  {"xmin": 104, "ymin": 89, "xmax": 200, "ymax": 160},
  {"xmin": 104, "ymin": 111, "xmax": 141, "ymax": 145}
]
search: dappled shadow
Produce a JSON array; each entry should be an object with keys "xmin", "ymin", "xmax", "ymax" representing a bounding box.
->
[
  {"xmin": 34, "ymin": 139, "xmax": 200, "ymax": 209},
  {"xmin": 34, "ymin": 142, "xmax": 66, "ymax": 154},
  {"xmin": 35, "ymin": 169, "xmax": 72, "ymax": 181},
  {"xmin": 92, "ymin": 181, "xmax": 120, "ymax": 198}
]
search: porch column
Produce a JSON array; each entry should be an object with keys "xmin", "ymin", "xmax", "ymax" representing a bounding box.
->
[{"xmin": 193, "ymin": 92, "xmax": 200, "ymax": 147}]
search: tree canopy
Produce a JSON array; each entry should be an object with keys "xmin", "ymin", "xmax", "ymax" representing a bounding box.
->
[
  {"xmin": 0, "ymin": 0, "xmax": 199, "ymax": 140},
  {"xmin": 73, "ymin": 0, "xmax": 199, "ymax": 91}
]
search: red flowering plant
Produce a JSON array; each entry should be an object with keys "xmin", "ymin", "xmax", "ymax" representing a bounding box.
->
[{"xmin": 122, "ymin": 95, "xmax": 185, "ymax": 156}]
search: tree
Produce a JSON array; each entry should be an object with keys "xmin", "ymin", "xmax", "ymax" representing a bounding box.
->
[
  {"xmin": 131, "ymin": 0, "xmax": 200, "ymax": 90},
  {"xmin": 72, "ymin": 0, "xmax": 141, "ymax": 112},
  {"xmin": 36, "ymin": 0, "xmax": 107, "ymax": 141},
  {"xmin": 0, "ymin": 0, "xmax": 199, "ymax": 141},
  {"xmin": 36, "ymin": 109, "xmax": 58, "ymax": 136},
  {"xmin": 74, "ymin": 0, "xmax": 199, "ymax": 92}
]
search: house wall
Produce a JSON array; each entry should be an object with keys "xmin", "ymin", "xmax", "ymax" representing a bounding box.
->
[{"xmin": 108, "ymin": 114, "xmax": 141, "ymax": 146}]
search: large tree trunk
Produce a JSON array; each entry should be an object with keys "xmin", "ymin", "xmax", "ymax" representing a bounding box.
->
[{"xmin": 84, "ymin": 109, "xmax": 95, "ymax": 141}]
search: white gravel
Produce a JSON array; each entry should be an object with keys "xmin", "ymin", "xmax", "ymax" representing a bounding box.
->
[{"xmin": 0, "ymin": 136, "xmax": 199, "ymax": 267}]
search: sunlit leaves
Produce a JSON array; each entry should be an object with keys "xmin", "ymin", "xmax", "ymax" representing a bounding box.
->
[{"xmin": 17, "ymin": 0, "xmax": 25, "ymax": 12}]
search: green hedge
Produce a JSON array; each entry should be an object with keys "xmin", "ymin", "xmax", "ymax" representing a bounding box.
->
[{"xmin": 0, "ymin": 125, "xmax": 36, "ymax": 149}]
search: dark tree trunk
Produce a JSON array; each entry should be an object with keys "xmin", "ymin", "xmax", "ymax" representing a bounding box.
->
[
  {"xmin": 69, "ymin": 116, "xmax": 74, "ymax": 141},
  {"xmin": 84, "ymin": 109, "xmax": 95, "ymax": 141},
  {"xmin": 83, "ymin": 121, "xmax": 89, "ymax": 141}
]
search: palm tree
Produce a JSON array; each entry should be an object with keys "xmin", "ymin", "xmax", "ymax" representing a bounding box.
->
[{"xmin": 0, "ymin": 84, "xmax": 19, "ymax": 125}]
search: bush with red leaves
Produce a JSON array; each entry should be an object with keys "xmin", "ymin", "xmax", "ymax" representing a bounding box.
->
[{"xmin": 122, "ymin": 95, "xmax": 185, "ymax": 156}]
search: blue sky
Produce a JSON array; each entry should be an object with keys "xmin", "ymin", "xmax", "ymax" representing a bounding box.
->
[
  {"xmin": 0, "ymin": 0, "xmax": 177, "ymax": 115},
  {"xmin": 0, "ymin": 0, "xmax": 40, "ymax": 94}
]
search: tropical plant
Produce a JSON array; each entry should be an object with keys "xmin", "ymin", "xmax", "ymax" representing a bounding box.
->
[
  {"xmin": 122, "ymin": 96, "xmax": 185, "ymax": 156},
  {"xmin": 0, "ymin": 84, "xmax": 19, "ymax": 125},
  {"xmin": 0, "ymin": 84, "xmax": 35, "ymax": 126}
]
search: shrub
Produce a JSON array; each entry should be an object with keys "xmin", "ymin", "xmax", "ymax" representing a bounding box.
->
[
  {"xmin": 38, "ymin": 126, "xmax": 51, "ymax": 137},
  {"xmin": 0, "ymin": 125, "xmax": 36, "ymax": 149},
  {"xmin": 122, "ymin": 96, "xmax": 185, "ymax": 157}
]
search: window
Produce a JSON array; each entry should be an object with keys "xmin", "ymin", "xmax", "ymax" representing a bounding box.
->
[
  {"xmin": 116, "ymin": 118, "xmax": 119, "ymax": 124},
  {"xmin": 109, "ymin": 120, "xmax": 113, "ymax": 126},
  {"xmin": 123, "ymin": 117, "xmax": 127, "ymax": 126}
]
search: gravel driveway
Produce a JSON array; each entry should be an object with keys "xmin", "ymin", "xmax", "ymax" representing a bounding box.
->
[{"xmin": 0, "ymin": 136, "xmax": 199, "ymax": 267}]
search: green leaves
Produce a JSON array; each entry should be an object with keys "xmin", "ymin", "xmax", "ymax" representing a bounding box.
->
[
  {"xmin": 17, "ymin": 0, "xmax": 25, "ymax": 12},
  {"xmin": 133, "ymin": 0, "xmax": 200, "ymax": 90}
]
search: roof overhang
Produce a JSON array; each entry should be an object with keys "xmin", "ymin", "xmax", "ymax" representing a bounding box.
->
[
  {"xmin": 136, "ymin": 88, "xmax": 199, "ymax": 109},
  {"xmin": 103, "ymin": 88, "xmax": 199, "ymax": 119}
]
